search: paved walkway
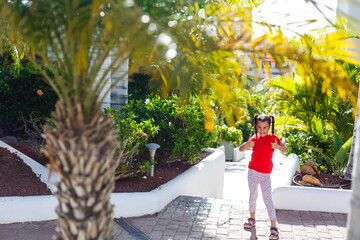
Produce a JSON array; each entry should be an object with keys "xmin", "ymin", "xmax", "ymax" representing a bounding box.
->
[
  {"xmin": 0, "ymin": 196, "xmax": 348, "ymax": 240},
  {"xmin": 223, "ymin": 150, "xmax": 266, "ymax": 207},
  {"xmin": 126, "ymin": 196, "xmax": 347, "ymax": 240},
  {"xmin": 0, "ymin": 150, "xmax": 348, "ymax": 240}
]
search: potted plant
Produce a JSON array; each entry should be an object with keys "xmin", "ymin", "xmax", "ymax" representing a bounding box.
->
[{"xmin": 219, "ymin": 125, "xmax": 243, "ymax": 161}]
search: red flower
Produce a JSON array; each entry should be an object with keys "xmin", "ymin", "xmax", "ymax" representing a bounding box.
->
[{"xmin": 37, "ymin": 90, "xmax": 44, "ymax": 96}]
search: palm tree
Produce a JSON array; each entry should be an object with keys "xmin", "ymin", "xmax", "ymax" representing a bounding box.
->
[
  {"xmin": 345, "ymin": 61, "xmax": 360, "ymax": 239},
  {"xmin": 340, "ymin": 62, "xmax": 360, "ymax": 180},
  {"xmin": 266, "ymin": 73, "xmax": 356, "ymax": 139},
  {"xmin": 345, "ymin": 99, "xmax": 359, "ymax": 180},
  {"xmin": 346, "ymin": 85, "xmax": 360, "ymax": 239},
  {"xmin": 335, "ymin": 0, "xmax": 360, "ymax": 238},
  {"xmin": 345, "ymin": 44, "xmax": 360, "ymax": 240},
  {"xmin": 1, "ymin": 0, "xmax": 359, "ymax": 239},
  {"xmin": 265, "ymin": 73, "xmax": 356, "ymax": 173},
  {"xmin": 0, "ymin": 1, "xmax": 162, "ymax": 239},
  {"xmin": 265, "ymin": 33, "xmax": 359, "ymax": 171}
]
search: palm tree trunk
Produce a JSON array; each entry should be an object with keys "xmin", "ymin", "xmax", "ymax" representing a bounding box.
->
[
  {"xmin": 344, "ymin": 111, "xmax": 358, "ymax": 180},
  {"xmin": 345, "ymin": 71, "xmax": 360, "ymax": 180},
  {"xmin": 345, "ymin": 79, "xmax": 360, "ymax": 181},
  {"xmin": 42, "ymin": 101, "xmax": 118, "ymax": 240},
  {"xmin": 347, "ymin": 84, "xmax": 360, "ymax": 239}
]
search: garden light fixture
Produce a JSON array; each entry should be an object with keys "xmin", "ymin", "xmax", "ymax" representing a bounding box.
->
[{"xmin": 146, "ymin": 143, "xmax": 160, "ymax": 177}]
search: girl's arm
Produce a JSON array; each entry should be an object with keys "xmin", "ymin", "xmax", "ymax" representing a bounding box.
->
[{"xmin": 239, "ymin": 138, "xmax": 255, "ymax": 152}]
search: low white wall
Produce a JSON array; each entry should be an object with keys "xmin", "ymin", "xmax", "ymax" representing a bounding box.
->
[
  {"xmin": 273, "ymin": 186, "xmax": 352, "ymax": 213},
  {"xmin": 112, "ymin": 149, "xmax": 225, "ymax": 217},
  {"xmin": 233, "ymin": 148, "xmax": 245, "ymax": 162},
  {"xmin": 0, "ymin": 195, "xmax": 58, "ymax": 223},
  {"xmin": 272, "ymin": 153, "xmax": 352, "ymax": 213},
  {"xmin": 0, "ymin": 142, "xmax": 225, "ymax": 224},
  {"xmin": 272, "ymin": 153, "xmax": 300, "ymax": 189}
]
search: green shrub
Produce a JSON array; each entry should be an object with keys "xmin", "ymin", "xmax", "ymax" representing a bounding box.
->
[
  {"xmin": 0, "ymin": 67, "xmax": 58, "ymax": 131},
  {"xmin": 105, "ymin": 107, "xmax": 159, "ymax": 179},
  {"xmin": 283, "ymin": 128, "xmax": 335, "ymax": 173},
  {"xmin": 236, "ymin": 120, "xmax": 253, "ymax": 143},
  {"xmin": 219, "ymin": 124, "xmax": 243, "ymax": 146},
  {"xmin": 283, "ymin": 129, "xmax": 314, "ymax": 159},
  {"xmin": 20, "ymin": 112, "xmax": 56, "ymax": 158},
  {"xmin": 126, "ymin": 94, "xmax": 215, "ymax": 163}
]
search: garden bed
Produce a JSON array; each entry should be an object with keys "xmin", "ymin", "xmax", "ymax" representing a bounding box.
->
[
  {"xmin": 0, "ymin": 139, "xmax": 211, "ymax": 196},
  {"xmin": 0, "ymin": 140, "xmax": 225, "ymax": 223},
  {"xmin": 272, "ymin": 154, "xmax": 352, "ymax": 213},
  {"xmin": 291, "ymin": 172, "xmax": 351, "ymax": 190}
]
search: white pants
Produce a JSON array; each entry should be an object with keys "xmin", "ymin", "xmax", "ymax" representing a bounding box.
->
[{"xmin": 248, "ymin": 169, "xmax": 277, "ymax": 220}]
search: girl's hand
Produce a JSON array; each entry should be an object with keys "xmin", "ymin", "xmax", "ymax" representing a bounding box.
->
[
  {"xmin": 246, "ymin": 139, "xmax": 255, "ymax": 148},
  {"xmin": 271, "ymin": 140, "xmax": 288, "ymax": 153},
  {"xmin": 239, "ymin": 138, "xmax": 255, "ymax": 152},
  {"xmin": 270, "ymin": 140, "xmax": 278, "ymax": 149}
]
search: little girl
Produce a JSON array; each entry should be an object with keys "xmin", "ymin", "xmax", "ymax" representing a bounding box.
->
[{"xmin": 239, "ymin": 114, "xmax": 287, "ymax": 240}]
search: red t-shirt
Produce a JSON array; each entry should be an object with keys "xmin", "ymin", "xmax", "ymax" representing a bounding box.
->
[{"xmin": 248, "ymin": 134, "xmax": 282, "ymax": 174}]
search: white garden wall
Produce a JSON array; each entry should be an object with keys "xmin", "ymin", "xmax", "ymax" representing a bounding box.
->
[
  {"xmin": 273, "ymin": 186, "xmax": 352, "ymax": 213},
  {"xmin": 0, "ymin": 141, "xmax": 225, "ymax": 224},
  {"xmin": 272, "ymin": 153, "xmax": 352, "ymax": 213},
  {"xmin": 112, "ymin": 148, "xmax": 225, "ymax": 217}
]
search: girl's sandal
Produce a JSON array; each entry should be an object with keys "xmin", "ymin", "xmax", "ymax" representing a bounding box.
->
[
  {"xmin": 269, "ymin": 226, "xmax": 279, "ymax": 240},
  {"xmin": 244, "ymin": 218, "xmax": 256, "ymax": 229}
]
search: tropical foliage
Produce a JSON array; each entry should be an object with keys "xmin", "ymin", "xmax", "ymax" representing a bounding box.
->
[
  {"xmin": 0, "ymin": 20, "xmax": 28, "ymax": 77},
  {"xmin": 1, "ymin": 0, "xmax": 360, "ymax": 239},
  {"xmin": 128, "ymin": 1, "xmax": 359, "ymax": 130},
  {"xmin": 265, "ymin": 73, "xmax": 356, "ymax": 172},
  {"xmin": 262, "ymin": 32, "xmax": 359, "ymax": 173},
  {"xmin": 235, "ymin": 77, "xmax": 272, "ymax": 141},
  {"xmin": 307, "ymin": 130, "xmax": 353, "ymax": 176}
]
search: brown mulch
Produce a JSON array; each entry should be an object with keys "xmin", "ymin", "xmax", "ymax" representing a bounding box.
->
[
  {"xmin": 0, "ymin": 139, "xmax": 211, "ymax": 197},
  {"xmin": 0, "ymin": 147, "xmax": 52, "ymax": 197},
  {"xmin": 291, "ymin": 171, "xmax": 352, "ymax": 190}
]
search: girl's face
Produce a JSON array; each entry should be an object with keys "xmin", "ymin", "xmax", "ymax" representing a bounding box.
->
[{"xmin": 256, "ymin": 121, "xmax": 270, "ymax": 137}]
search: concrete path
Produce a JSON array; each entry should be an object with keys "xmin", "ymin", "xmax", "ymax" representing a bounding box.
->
[
  {"xmin": 0, "ymin": 150, "xmax": 348, "ymax": 239},
  {"xmin": 223, "ymin": 150, "xmax": 288, "ymax": 209}
]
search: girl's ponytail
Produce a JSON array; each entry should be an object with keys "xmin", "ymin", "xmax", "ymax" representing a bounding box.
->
[
  {"xmin": 254, "ymin": 115, "xmax": 259, "ymax": 137},
  {"xmin": 270, "ymin": 115, "xmax": 275, "ymax": 135}
]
